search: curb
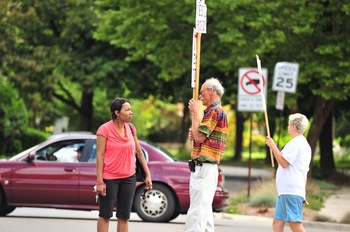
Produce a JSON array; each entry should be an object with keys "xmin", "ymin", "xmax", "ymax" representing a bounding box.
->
[
  {"xmin": 216, "ymin": 213, "xmax": 350, "ymax": 231},
  {"xmin": 303, "ymin": 220, "xmax": 350, "ymax": 231}
]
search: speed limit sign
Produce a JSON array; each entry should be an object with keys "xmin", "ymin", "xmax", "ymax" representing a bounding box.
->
[{"xmin": 272, "ymin": 62, "xmax": 299, "ymax": 93}]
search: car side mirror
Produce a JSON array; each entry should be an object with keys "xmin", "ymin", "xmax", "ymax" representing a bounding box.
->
[{"xmin": 26, "ymin": 153, "xmax": 35, "ymax": 163}]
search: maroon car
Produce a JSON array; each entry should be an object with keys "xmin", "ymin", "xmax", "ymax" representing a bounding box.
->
[{"xmin": 0, "ymin": 134, "xmax": 229, "ymax": 222}]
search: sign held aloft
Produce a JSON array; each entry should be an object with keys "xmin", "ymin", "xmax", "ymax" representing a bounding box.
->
[
  {"xmin": 256, "ymin": 55, "xmax": 274, "ymax": 168},
  {"xmin": 195, "ymin": 0, "xmax": 207, "ymax": 34},
  {"xmin": 191, "ymin": 29, "xmax": 197, "ymax": 89},
  {"xmin": 191, "ymin": 0, "xmax": 206, "ymax": 100}
]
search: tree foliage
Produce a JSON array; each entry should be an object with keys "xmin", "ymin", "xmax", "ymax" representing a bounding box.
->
[
  {"xmin": 94, "ymin": 0, "xmax": 194, "ymax": 81},
  {"xmin": 1, "ymin": 0, "xmax": 131, "ymax": 131},
  {"xmin": 1, "ymin": 0, "xmax": 350, "ymax": 172},
  {"xmin": 0, "ymin": 79, "xmax": 28, "ymax": 154},
  {"xmin": 94, "ymin": 0, "xmax": 350, "ymax": 156}
]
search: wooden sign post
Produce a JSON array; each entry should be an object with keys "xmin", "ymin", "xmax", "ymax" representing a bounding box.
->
[
  {"xmin": 193, "ymin": 32, "xmax": 201, "ymax": 100},
  {"xmin": 256, "ymin": 55, "xmax": 275, "ymax": 168},
  {"xmin": 191, "ymin": 0, "xmax": 207, "ymax": 99}
]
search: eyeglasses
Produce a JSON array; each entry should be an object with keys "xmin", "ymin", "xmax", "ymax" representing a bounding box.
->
[{"xmin": 200, "ymin": 88, "xmax": 213, "ymax": 95}]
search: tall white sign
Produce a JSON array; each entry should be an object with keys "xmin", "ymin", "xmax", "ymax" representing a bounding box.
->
[
  {"xmin": 191, "ymin": 29, "xmax": 197, "ymax": 88},
  {"xmin": 195, "ymin": 0, "xmax": 207, "ymax": 33}
]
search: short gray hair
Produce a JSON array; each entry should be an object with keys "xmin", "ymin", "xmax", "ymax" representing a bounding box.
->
[
  {"xmin": 204, "ymin": 77, "xmax": 225, "ymax": 98},
  {"xmin": 289, "ymin": 113, "xmax": 309, "ymax": 134}
]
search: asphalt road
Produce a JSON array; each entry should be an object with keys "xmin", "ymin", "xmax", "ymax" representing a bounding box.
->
[
  {"xmin": 5, "ymin": 208, "xmax": 254, "ymax": 232},
  {"xmin": 2, "ymin": 169, "xmax": 252, "ymax": 232},
  {"xmin": 3, "ymin": 207, "xmax": 347, "ymax": 232},
  {"xmin": 3, "ymin": 167, "xmax": 348, "ymax": 231}
]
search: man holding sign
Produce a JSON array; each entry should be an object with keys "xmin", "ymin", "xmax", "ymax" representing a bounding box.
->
[{"xmin": 186, "ymin": 77, "xmax": 228, "ymax": 232}]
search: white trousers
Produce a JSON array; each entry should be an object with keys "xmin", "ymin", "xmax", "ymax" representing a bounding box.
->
[{"xmin": 185, "ymin": 163, "xmax": 218, "ymax": 232}]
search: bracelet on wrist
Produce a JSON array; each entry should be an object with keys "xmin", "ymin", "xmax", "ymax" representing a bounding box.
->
[{"xmin": 96, "ymin": 182, "xmax": 105, "ymax": 185}]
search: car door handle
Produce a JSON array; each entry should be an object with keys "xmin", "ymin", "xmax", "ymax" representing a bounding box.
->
[{"xmin": 64, "ymin": 167, "xmax": 76, "ymax": 172}]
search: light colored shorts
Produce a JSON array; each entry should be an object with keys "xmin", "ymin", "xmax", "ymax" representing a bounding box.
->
[{"xmin": 274, "ymin": 194, "xmax": 304, "ymax": 222}]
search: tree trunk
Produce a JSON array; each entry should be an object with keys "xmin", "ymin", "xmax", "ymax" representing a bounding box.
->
[
  {"xmin": 306, "ymin": 96, "xmax": 335, "ymax": 170},
  {"xmin": 79, "ymin": 91, "xmax": 94, "ymax": 131},
  {"xmin": 233, "ymin": 111, "xmax": 247, "ymax": 161},
  {"xmin": 319, "ymin": 111, "xmax": 336, "ymax": 177},
  {"xmin": 181, "ymin": 104, "xmax": 191, "ymax": 144}
]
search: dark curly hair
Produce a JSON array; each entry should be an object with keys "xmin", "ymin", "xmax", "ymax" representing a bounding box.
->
[{"xmin": 110, "ymin": 98, "xmax": 130, "ymax": 120}]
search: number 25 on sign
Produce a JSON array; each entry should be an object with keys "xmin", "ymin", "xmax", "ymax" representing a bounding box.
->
[{"xmin": 272, "ymin": 62, "xmax": 299, "ymax": 93}]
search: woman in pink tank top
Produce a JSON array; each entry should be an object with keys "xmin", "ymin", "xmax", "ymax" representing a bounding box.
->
[{"xmin": 95, "ymin": 98, "xmax": 152, "ymax": 232}]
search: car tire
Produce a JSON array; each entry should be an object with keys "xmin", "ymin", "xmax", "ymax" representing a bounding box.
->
[
  {"xmin": 133, "ymin": 183, "xmax": 177, "ymax": 222},
  {"xmin": 168, "ymin": 209, "xmax": 181, "ymax": 221},
  {"xmin": 0, "ymin": 191, "xmax": 16, "ymax": 216}
]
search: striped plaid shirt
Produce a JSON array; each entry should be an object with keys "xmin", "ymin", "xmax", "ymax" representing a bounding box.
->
[{"xmin": 191, "ymin": 101, "xmax": 228, "ymax": 163}]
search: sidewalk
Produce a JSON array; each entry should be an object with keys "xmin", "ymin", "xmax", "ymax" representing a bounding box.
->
[
  {"xmin": 215, "ymin": 212, "xmax": 350, "ymax": 231},
  {"xmin": 219, "ymin": 165, "xmax": 275, "ymax": 180},
  {"xmin": 219, "ymin": 165, "xmax": 350, "ymax": 231},
  {"xmin": 319, "ymin": 186, "xmax": 350, "ymax": 223}
]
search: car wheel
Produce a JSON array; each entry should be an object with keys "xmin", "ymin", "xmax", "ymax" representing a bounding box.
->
[
  {"xmin": 168, "ymin": 209, "xmax": 181, "ymax": 221},
  {"xmin": 0, "ymin": 191, "xmax": 16, "ymax": 216},
  {"xmin": 133, "ymin": 183, "xmax": 176, "ymax": 222}
]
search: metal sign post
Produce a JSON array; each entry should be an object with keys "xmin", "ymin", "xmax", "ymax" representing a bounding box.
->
[{"xmin": 272, "ymin": 62, "xmax": 299, "ymax": 150}]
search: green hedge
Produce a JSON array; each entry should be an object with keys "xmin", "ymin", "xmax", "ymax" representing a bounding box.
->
[{"xmin": 21, "ymin": 128, "xmax": 49, "ymax": 151}]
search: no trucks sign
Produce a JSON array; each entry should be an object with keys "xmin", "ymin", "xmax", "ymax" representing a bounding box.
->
[{"xmin": 238, "ymin": 68, "xmax": 268, "ymax": 112}]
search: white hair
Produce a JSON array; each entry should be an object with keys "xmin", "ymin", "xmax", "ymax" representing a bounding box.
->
[
  {"xmin": 289, "ymin": 113, "xmax": 309, "ymax": 134},
  {"xmin": 204, "ymin": 77, "xmax": 225, "ymax": 98}
]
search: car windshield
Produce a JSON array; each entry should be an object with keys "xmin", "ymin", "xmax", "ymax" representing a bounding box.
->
[
  {"xmin": 49, "ymin": 132, "xmax": 93, "ymax": 140},
  {"xmin": 147, "ymin": 141, "xmax": 178, "ymax": 161},
  {"xmin": 9, "ymin": 145, "xmax": 39, "ymax": 161}
]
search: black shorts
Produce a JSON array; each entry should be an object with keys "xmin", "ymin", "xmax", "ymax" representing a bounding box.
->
[{"xmin": 98, "ymin": 175, "xmax": 136, "ymax": 220}]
